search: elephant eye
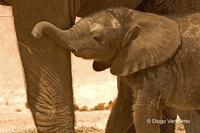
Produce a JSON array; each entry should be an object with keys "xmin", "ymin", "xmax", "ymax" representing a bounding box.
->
[{"xmin": 92, "ymin": 33, "xmax": 103, "ymax": 43}]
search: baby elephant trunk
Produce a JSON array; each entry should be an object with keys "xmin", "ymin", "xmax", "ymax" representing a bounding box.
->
[{"xmin": 32, "ymin": 21, "xmax": 82, "ymax": 51}]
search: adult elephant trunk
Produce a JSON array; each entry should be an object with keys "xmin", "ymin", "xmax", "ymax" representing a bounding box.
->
[{"xmin": 32, "ymin": 21, "xmax": 87, "ymax": 51}]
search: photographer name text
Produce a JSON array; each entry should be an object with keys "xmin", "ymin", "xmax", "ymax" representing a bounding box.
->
[{"xmin": 147, "ymin": 119, "xmax": 190, "ymax": 124}]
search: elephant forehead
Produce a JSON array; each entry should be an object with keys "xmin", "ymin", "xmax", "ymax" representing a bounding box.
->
[
  {"xmin": 110, "ymin": 19, "xmax": 121, "ymax": 28},
  {"xmin": 89, "ymin": 20, "xmax": 121, "ymax": 32},
  {"xmin": 89, "ymin": 23, "xmax": 104, "ymax": 32}
]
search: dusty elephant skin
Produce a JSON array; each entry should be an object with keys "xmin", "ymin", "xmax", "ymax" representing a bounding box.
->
[
  {"xmin": 1, "ymin": 0, "xmax": 200, "ymax": 132},
  {"xmin": 32, "ymin": 8, "xmax": 200, "ymax": 133}
]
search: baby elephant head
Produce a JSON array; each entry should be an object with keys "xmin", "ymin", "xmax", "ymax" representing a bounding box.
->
[{"xmin": 32, "ymin": 7, "xmax": 181, "ymax": 76}]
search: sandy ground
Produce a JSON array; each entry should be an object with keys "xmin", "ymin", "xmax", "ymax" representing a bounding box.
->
[
  {"xmin": 0, "ymin": 106, "xmax": 110, "ymax": 132},
  {"xmin": 0, "ymin": 5, "xmax": 186, "ymax": 133}
]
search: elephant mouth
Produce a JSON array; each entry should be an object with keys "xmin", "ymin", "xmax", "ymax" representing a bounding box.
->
[
  {"xmin": 71, "ymin": 50, "xmax": 83, "ymax": 57},
  {"xmin": 70, "ymin": 49, "xmax": 77, "ymax": 53},
  {"xmin": 71, "ymin": 50, "xmax": 95, "ymax": 59},
  {"xmin": 67, "ymin": 45, "xmax": 79, "ymax": 53}
]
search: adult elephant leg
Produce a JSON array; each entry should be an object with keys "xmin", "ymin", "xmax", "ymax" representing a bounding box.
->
[
  {"xmin": 106, "ymin": 77, "xmax": 135, "ymax": 133},
  {"xmin": 178, "ymin": 110, "xmax": 200, "ymax": 133},
  {"xmin": 0, "ymin": 0, "xmax": 8, "ymax": 5},
  {"xmin": 11, "ymin": 0, "xmax": 77, "ymax": 132}
]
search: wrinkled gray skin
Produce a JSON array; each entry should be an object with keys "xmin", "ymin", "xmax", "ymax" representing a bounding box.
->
[
  {"xmin": 32, "ymin": 8, "xmax": 200, "ymax": 133},
  {"xmin": 1, "ymin": 0, "xmax": 200, "ymax": 132}
]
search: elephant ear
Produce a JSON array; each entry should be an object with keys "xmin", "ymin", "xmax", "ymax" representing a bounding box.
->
[
  {"xmin": 111, "ymin": 12, "xmax": 181, "ymax": 76},
  {"xmin": 93, "ymin": 61, "xmax": 111, "ymax": 72}
]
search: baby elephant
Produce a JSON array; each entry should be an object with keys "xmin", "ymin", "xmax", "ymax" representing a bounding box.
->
[{"xmin": 32, "ymin": 7, "xmax": 200, "ymax": 133}]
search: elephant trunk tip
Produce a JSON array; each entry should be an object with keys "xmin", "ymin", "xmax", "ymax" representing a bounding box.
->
[
  {"xmin": 31, "ymin": 30, "xmax": 42, "ymax": 38},
  {"xmin": 32, "ymin": 26, "xmax": 43, "ymax": 39},
  {"xmin": 31, "ymin": 21, "xmax": 48, "ymax": 39}
]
